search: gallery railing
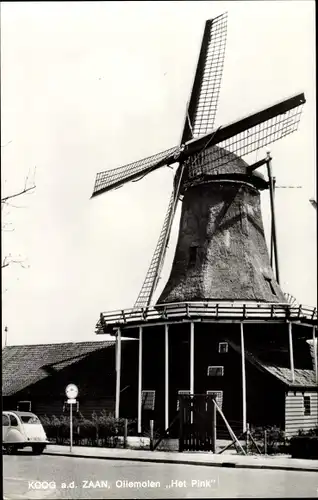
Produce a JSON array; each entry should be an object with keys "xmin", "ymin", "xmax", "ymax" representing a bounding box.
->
[{"xmin": 97, "ymin": 301, "xmax": 317, "ymax": 333}]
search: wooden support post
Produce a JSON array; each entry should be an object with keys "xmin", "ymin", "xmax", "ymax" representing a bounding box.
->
[
  {"xmin": 240, "ymin": 322, "xmax": 247, "ymax": 434},
  {"xmin": 270, "ymin": 177, "xmax": 276, "ymax": 267},
  {"xmin": 266, "ymin": 153, "xmax": 280, "ymax": 284},
  {"xmin": 115, "ymin": 328, "xmax": 121, "ymax": 419},
  {"xmin": 190, "ymin": 322, "xmax": 194, "ymax": 425},
  {"xmin": 165, "ymin": 324, "xmax": 169, "ymax": 431},
  {"xmin": 313, "ymin": 327, "xmax": 318, "ymax": 385},
  {"xmin": 246, "ymin": 422, "xmax": 250, "ymax": 453},
  {"xmin": 288, "ymin": 322, "xmax": 295, "ymax": 384},
  {"xmin": 212, "ymin": 396, "xmax": 217, "ymax": 454},
  {"xmin": 190, "ymin": 322, "xmax": 194, "ymax": 394},
  {"xmin": 138, "ymin": 326, "xmax": 143, "ymax": 434}
]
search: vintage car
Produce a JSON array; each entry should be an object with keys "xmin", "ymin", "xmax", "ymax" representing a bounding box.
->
[{"xmin": 2, "ymin": 411, "xmax": 49, "ymax": 455}]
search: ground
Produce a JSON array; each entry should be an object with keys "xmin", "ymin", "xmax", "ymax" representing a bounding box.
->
[{"xmin": 3, "ymin": 452, "xmax": 318, "ymax": 499}]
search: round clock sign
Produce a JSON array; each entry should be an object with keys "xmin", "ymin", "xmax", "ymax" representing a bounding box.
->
[{"xmin": 65, "ymin": 384, "xmax": 78, "ymax": 399}]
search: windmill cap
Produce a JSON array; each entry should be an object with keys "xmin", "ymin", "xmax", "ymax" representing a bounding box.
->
[{"xmin": 181, "ymin": 145, "xmax": 267, "ymax": 190}]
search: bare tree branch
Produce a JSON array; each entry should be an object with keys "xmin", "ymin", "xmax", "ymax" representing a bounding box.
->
[
  {"xmin": 2, "ymin": 255, "xmax": 29, "ymax": 269},
  {"xmin": 2, "ymin": 167, "xmax": 36, "ymax": 277},
  {"xmin": 1, "ymin": 184, "xmax": 35, "ymax": 203},
  {"xmin": 1, "ymin": 140, "xmax": 13, "ymax": 148}
]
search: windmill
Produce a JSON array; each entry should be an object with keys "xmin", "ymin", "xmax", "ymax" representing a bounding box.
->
[{"xmin": 92, "ymin": 12, "xmax": 305, "ymax": 309}]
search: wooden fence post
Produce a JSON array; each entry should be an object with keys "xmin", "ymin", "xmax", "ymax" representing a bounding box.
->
[
  {"xmin": 124, "ymin": 418, "xmax": 128, "ymax": 449},
  {"xmin": 150, "ymin": 420, "xmax": 154, "ymax": 451},
  {"xmin": 264, "ymin": 429, "xmax": 267, "ymax": 455}
]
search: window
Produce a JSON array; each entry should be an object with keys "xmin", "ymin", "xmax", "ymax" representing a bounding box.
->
[
  {"xmin": 207, "ymin": 366, "xmax": 224, "ymax": 376},
  {"xmin": 206, "ymin": 390, "xmax": 223, "ymax": 410},
  {"xmin": 2, "ymin": 414, "xmax": 10, "ymax": 426},
  {"xmin": 20, "ymin": 415, "xmax": 40, "ymax": 424},
  {"xmin": 218, "ymin": 342, "xmax": 228, "ymax": 354},
  {"xmin": 304, "ymin": 396, "xmax": 311, "ymax": 416},
  {"xmin": 9, "ymin": 415, "xmax": 19, "ymax": 427},
  {"xmin": 264, "ymin": 277, "xmax": 276, "ymax": 296},
  {"xmin": 17, "ymin": 401, "xmax": 31, "ymax": 412},
  {"xmin": 188, "ymin": 246, "xmax": 198, "ymax": 268},
  {"xmin": 141, "ymin": 390, "xmax": 156, "ymax": 411},
  {"xmin": 177, "ymin": 390, "xmax": 191, "ymax": 411}
]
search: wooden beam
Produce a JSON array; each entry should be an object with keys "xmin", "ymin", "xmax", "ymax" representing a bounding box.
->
[
  {"xmin": 138, "ymin": 326, "xmax": 143, "ymax": 434},
  {"xmin": 190, "ymin": 322, "xmax": 194, "ymax": 394},
  {"xmin": 165, "ymin": 324, "xmax": 169, "ymax": 431},
  {"xmin": 266, "ymin": 154, "xmax": 280, "ymax": 284},
  {"xmin": 240, "ymin": 322, "xmax": 247, "ymax": 434},
  {"xmin": 288, "ymin": 322, "xmax": 295, "ymax": 384},
  {"xmin": 115, "ymin": 328, "xmax": 121, "ymax": 419}
]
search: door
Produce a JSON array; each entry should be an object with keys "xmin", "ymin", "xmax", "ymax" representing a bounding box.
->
[{"xmin": 179, "ymin": 394, "xmax": 216, "ymax": 452}]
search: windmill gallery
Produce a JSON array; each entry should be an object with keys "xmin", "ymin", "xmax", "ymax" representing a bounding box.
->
[{"xmin": 3, "ymin": 13, "xmax": 317, "ymax": 449}]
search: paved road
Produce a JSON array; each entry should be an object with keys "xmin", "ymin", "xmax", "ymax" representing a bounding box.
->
[{"xmin": 3, "ymin": 451, "xmax": 318, "ymax": 499}]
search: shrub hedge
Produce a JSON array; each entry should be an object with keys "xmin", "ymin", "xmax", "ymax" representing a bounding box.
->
[
  {"xmin": 40, "ymin": 411, "xmax": 137, "ymax": 447},
  {"xmin": 290, "ymin": 428, "xmax": 318, "ymax": 459}
]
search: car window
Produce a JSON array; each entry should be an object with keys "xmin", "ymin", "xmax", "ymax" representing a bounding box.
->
[
  {"xmin": 9, "ymin": 415, "xmax": 19, "ymax": 427},
  {"xmin": 20, "ymin": 415, "xmax": 40, "ymax": 424},
  {"xmin": 2, "ymin": 414, "xmax": 10, "ymax": 426}
]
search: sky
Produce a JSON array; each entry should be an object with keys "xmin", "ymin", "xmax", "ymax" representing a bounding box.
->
[{"xmin": 1, "ymin": 1, "xmax": 316, "ymax": 346}]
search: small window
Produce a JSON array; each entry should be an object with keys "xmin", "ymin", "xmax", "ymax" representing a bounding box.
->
[
  {"xmin": 141, "ymin": 390, "xmax": 155, "ymax": 411},
  {"xmin": 218, "ymin": 342, "xmax": 228, "ymax": 354},
  {"xmin": 17, "ymin": 401, "xmax": 31, "ymax": 412},
  {"xmin": 304, "ymin": 396, "xmax": 311, "ymax": 416},
  {"xmin": 206, "ymin": 390, "xmax": 223, "ymax": 410},
  {"xmin": 177, "ymin": 390, "xmax": 191, "ymax": 411},
  {"xmin": 264, "ymin": 277, "xmax": 276, "ymax": 296},
  {"xmin": 9, "ymin": 415, "xmax": 19, "ymax": 427},
  {"xmin": 207, "ymin": 366, "xmax": 224, "ymax": 376},
  {"xmin": 188, "ymin": 246, "xmax": 198, "ymax": 268},
  {"xmin": 2, "ymin": 414, "xmax": 10, "ymax": 426}
]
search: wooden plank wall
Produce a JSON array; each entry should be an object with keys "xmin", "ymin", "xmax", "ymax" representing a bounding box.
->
[{"xmin": 285, "ymin": 391, "xmax": 318, "ymax": 438}]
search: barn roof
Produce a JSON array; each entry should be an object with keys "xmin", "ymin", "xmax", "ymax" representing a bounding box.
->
[
  {"xmin": 228, "ymin": 340, "xmax": 317, "ymax": 388},
  {"xmin": 2, "ymin": 340, "xmax": 114, "ymax": 397}
]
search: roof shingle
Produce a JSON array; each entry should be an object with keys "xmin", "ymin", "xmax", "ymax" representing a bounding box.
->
[{"xmin": 2, "ymin": 341, "xmax": 114, "ymax": 397}]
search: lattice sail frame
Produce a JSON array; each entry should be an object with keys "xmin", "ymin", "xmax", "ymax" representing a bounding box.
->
[
  {"xmin": 134, "ymin": 167, "xmax": 185, "ymax": 309},
  {"xmin": 92, "ymin": 145, "xmax": 181, "ymax": 197},
  {"xmin": 183, "ymin": 103, "xmax": 304, "ymax": 184},
  {"xmin": 181, "ymin": 12, "xmax": 228, "ymax": 143}
]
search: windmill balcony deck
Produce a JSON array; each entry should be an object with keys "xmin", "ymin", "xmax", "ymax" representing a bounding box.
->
[{"xmin": 97, "ymin": 301, "xmax": 317, "ymax": 335}]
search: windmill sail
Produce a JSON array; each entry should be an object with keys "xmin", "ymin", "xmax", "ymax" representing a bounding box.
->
[
  {"xmin": 92, "ymin": 145, "xmax": 181, "ymax": 197},
  {"xmin": 181, "ymin": 13, "xmax": 228, "ymax": 144},
  {"xmin": 134, "ymin": 167, "xmax": 185, "ymax": 308},
  {"xmin": 183, "ymin": 93, "xmax": 305, "ymax": 167},
  {"xmin": 134, "ymin": 190, "xmax": 177, "ymax": 309},
  {"xmin": 178, "ymin": 93, "xmax": 305, "ymax": 184}
]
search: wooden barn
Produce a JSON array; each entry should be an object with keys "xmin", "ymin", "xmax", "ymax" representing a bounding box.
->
[
  {"xmin": 3, "ymin": 323, "xmax": 316, "ymax": 442},
  {"xmin": 2, "ymin": 340, "xmax": 136, "ymax": 419}
]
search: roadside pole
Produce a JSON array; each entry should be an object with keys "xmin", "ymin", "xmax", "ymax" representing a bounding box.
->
[
  {"xmin": 65, "ymin": 383, "xmax": 79, "ymax": 454},
  {"xmin": 70, "ymin": 402, "xmax": 73, "ymax": 452}
]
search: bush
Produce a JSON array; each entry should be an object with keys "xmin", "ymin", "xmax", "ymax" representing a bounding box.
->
[
  {"xmin": 290, "ymin": 435, "xmax": 318, "ymax": 459},
  {"xmin": 250, "ymin": 425, "xmax": 286, "ymax": 454}
]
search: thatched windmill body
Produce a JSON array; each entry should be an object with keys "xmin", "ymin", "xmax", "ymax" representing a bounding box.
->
[{"xmin": 92, "ymin": 14, "xmax": 317, "ymax": 444}]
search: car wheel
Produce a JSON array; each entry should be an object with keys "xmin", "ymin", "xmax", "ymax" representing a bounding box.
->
[
  {"xmin": 6, "ymin": 444, "xmax": 17, "ymax": 455},
  {"xmin": 32, "ymin": 445, "xmax": 45, "ymax": 455}
]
